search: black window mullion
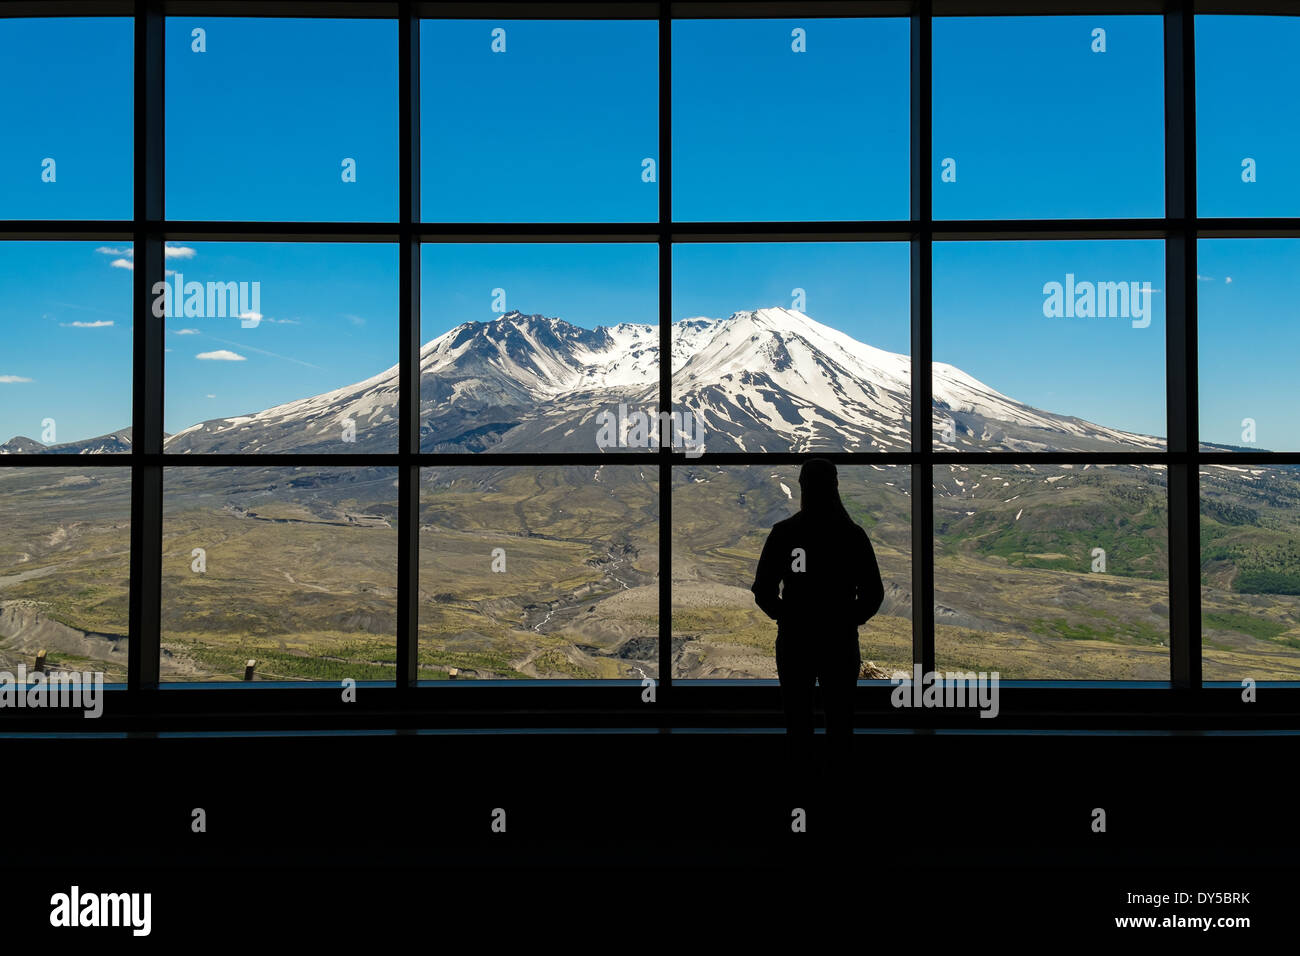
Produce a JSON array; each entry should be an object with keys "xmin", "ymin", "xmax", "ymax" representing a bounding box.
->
[
  {"xmin": 911, "ymin": 0, "xmax": 935, "ymax": 678},
  {"xmin": 128, "ymin": 0, "xmax": 164, "ymax": 695},
  {"xmin": 1165, "ymin": 1, "xmax": 1201, "ymax": 689},
  {"xmin": 658, "ymin": 1, "xmax": 673, "ymax": 705},
  {"xmin": 397, "ymin": 1, "xmax": 420, "ymax": 691}
]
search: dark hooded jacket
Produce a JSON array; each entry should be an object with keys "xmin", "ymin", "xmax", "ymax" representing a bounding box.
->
[{"xmin": 750, "ymin": 472, "xmax": 885, "ymax": 636}]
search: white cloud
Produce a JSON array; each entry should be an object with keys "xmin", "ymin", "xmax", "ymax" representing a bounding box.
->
[
  {"xmin": 96, "ymin": 244, "xmax": 194, "ymax": 268},
  {"xmin": 343, "ymin": 313, "xmax": 366, "ymax": 327},
  {"xmin": 0, "ymin": 375, "xmax": 33, "ymax": 383},
  {"xmin": 1196, "ymin": 274, "xmax": 1215, "ymax": 281},
  {"xmin": 60, "ymin": 320, "xmax": 114, "ymax": 328},
  {"xmin": 1225, "ymin": 276, "xmax": 1233, "ymax": 284},
  {"xmin": 200, "ymin": 334, "xmax": 323, "ymax": 371},
  {"xmin": 173, "ymin": 328, "xmax": 201, "ymax": 335},
  {"xmin": 206, "ymin": 394, "xmax": 216, "ymax": 399},
  {"xmin": 195, "ymin": 350, "xmax": 246, "ymax": 361}
]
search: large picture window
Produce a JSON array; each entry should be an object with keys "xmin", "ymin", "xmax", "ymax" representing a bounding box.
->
[{"xmin": 1, "ymin": 3, "xmax": 1296, "ymax": 725}]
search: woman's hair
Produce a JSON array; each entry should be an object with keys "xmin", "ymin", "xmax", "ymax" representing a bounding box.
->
[{"xmin": 798, "ymin": 457, "xmax": 855, "ymax": 525}]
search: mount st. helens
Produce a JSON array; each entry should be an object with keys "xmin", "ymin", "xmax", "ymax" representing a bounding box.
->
[
  {"xmin": 0, "ymin": 307, "xmax": 1166, "ymax": 455},
  {"xmin": 4, "ymin": 309, "xmax": 1300, "ymax": 681}
]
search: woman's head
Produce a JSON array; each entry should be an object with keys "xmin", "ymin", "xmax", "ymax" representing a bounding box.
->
[{"xmin": 798, "ymin": 457, "xmax": 847, "ymax": 519}]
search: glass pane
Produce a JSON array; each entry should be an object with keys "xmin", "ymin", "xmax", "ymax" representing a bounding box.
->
[
  {"xmin": 421, "ymin": 19, "xmax": 658, "ymax": 223},
  {"xmin": 933, "ymin": 16, "xmax": 1164, "ymax": 220},
  {"xmin": 672, "ymin": 242, "xmax": 911, "ymax": 453},
  {"xmin": 935, "ymin": 463, "xmax": 1169, "ymax": 680},
  {"xmin": 672, "ymin": 464, "xmax": 912, "ymax": 680},
  {"xmin": 419, "ymin": 465, "xmax": 659, "ymax": 679},
  {"xmin": 933, "ymin": 240, "xmax": 1165, "ymax": 451},
  {"xmin": 0, "ymin": 242, "xmax": 133, "ymax": 454},
  {"xmin": 1197, "ymin": 15, "xmax": 1300, "ymax": 218},
  {"xmin": 166, "ymin": 17, "xmax": 398, "ymax": 221},
  {"xmin": 1201, "ymin": 464, "xmax": 1300, "ymax": 680},
  {"xmin": 673, "ymin": 17, "xmax": 909, "ymax": 222},
  {"xmin": 162, "ymin": 466, "xmax": 398, "ymax": 682},
  {"xmin": 0, "ymin": 18, "xmax": 133, "ymax": 219},
  {"xmin": 1199, "ymin": 238, "xmax": 1300, "ymax": 452},
  {"xmin": 0, "ymin": 468, "xmax": 131, "ymax": 685},
  {"xmin": 420, "ymin": 242, "xmax": 658, "ymax": 453},
  {"xmin": 162, "ymin": 242, "xmax": 398, "ymax": 454}
]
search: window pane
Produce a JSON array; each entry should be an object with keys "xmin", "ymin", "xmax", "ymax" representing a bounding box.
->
[
  {"xmin": 672, "ymin": 464, "xmax": 912, "ymax": 680},
  {"xmin": 162, "ymin": 242, "xmax": 398, "ymax": 454},
  {"xmin": 933, "ymin": 16, "xmax": 1164, "ymax": 220},
  {"xmin": 673, "ymin": 17, "xmax": 909, "ymax": 222},
  {"xmin": 421, "ymin": 19, "xmax": 658, "ymax": 223},
  {"xmin": 935, "ymin": 463, "xmax": 1169, "ymax": 680},
  {"xmin": 421, "ymin": 243, "xmax": 658, "ymax": 454},
  {"xmin": 0, "ymin": 468, "xmax": 131, "ymax": 684},
  {"xmin": 166, "ymin": 17, "xmax": 398, "ymax": 221},
  {"xmin": 0, "ymin": 18, "xmax": 133, "ymax": 220},
  {"xmin": 162, "ymin": 466, "xmax": 397, "ymax": 682},
  {"xmin": 933, "ymin": 240, "xmax": 1165, "ymax": 451},
  {"xmin": 672, "ymin": 242, "xmax": 911, "ymax": 453},
  {"xmin": 1199, "ymin": 238, "xmax": 1300, "ymax": 452},
  {"xmin": 0, "ymin": 242, "xmax": 133, "ymax": 454},
  {"xmin": 1201, "ymin": 464, "xmax": 1300, "ymax": 680},
  {"xmin": 419, "ymin": 465, "xmax": 658, "ymax": 679},
  {"xmin": 1196, "ymin": 16, "xmax": 1300, "ymax": 218}
]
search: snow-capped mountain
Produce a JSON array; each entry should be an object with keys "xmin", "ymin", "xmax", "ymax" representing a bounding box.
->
[
  {"xmin": 0, "ymin": 307, "xmax": 1165, "ymax": 455},
  {"xmin": 672, "ymin": 307, "xmax": 1163, "ymax": 453},
  {"xmin": 0, "ymin": 429, "xmax": 135, "ymax": 456}
]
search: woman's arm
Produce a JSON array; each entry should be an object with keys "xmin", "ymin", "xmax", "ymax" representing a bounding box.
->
[
  {"xmin": 750, "ymin": 526, "xmax": 784, "ymax": 622},
  {"xmin": 853, "ymin": 529, "xmax": 886, "ymax": 626}
]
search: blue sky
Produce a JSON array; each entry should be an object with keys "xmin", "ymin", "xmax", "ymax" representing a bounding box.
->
[
  {"xmin": 422, "ymin": 20, "xmax": 658, "ymax": 223},
  {"xmin": 166, "ymin": 18, "xmax": 398, "ymax": 221},
  {"xmin": 6, "ymin": 15, "xmax": 1294, "ymax": 221},
  {"xmin": 422, "ymin": 244, "xmax": 657, "ymax": 337},
  {"xmin": 159, "ymin": 243, "xmax": 397, "ymax": 435},
  {"xmin": 0, "ymin": 15, "xmax": 1296, "ymax": 448},
  {"xmin": 672, "ymin": 243, "xmax": 910, "ymax": 352},
  {"xmin": 934, "ymin": 16, "xmax": 1165, "ymax": 219},
  {"xmin": 1197, "ymin": 16, "xmax": 1300, "ymax": 218},
  {"xmin": 673, "ymin": 18, "xmax": 909, "ymax": 222},
  {"xmin": 419, "ymin": 241, "xmax": 911, "ymax": 357},
  {"xmin": 0, "ymin": 19, "xmax": 133, "ymax": 219},
  {"xmin": 1199, "ymin": 239, "xmax": 1300, "ymax": 450},
  {"xmin": 934, "ymin": 240, "xmax": 1167, "ymax": 441},
  {"xmin": 0, "ymin": 243, "xmax": 133, "ymax": 444}
]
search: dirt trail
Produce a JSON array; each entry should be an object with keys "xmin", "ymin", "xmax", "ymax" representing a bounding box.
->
[{"xmin": 0, "ymin": 563, "xmax": 64, "ymax": 588}]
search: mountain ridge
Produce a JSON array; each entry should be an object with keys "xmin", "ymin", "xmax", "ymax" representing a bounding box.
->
[{"xmin": 1, "ymin": 307, "xmax": 1171, "ymax": 455}]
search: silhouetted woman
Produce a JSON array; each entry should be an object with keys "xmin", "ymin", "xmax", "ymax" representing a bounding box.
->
[{"xmin": 751, "ymin": 458, "xmax": 885, "ymax": 737}]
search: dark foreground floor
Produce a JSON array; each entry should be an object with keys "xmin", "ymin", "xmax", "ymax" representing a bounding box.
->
[{"xmin": 0, "ymin": 730, "xmax": 1292, "ymax": 942}]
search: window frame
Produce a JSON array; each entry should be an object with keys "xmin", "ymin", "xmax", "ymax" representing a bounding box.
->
[{"xmin": 1, "ymin": 0, "xmax": 1298, "ymax": 733}]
